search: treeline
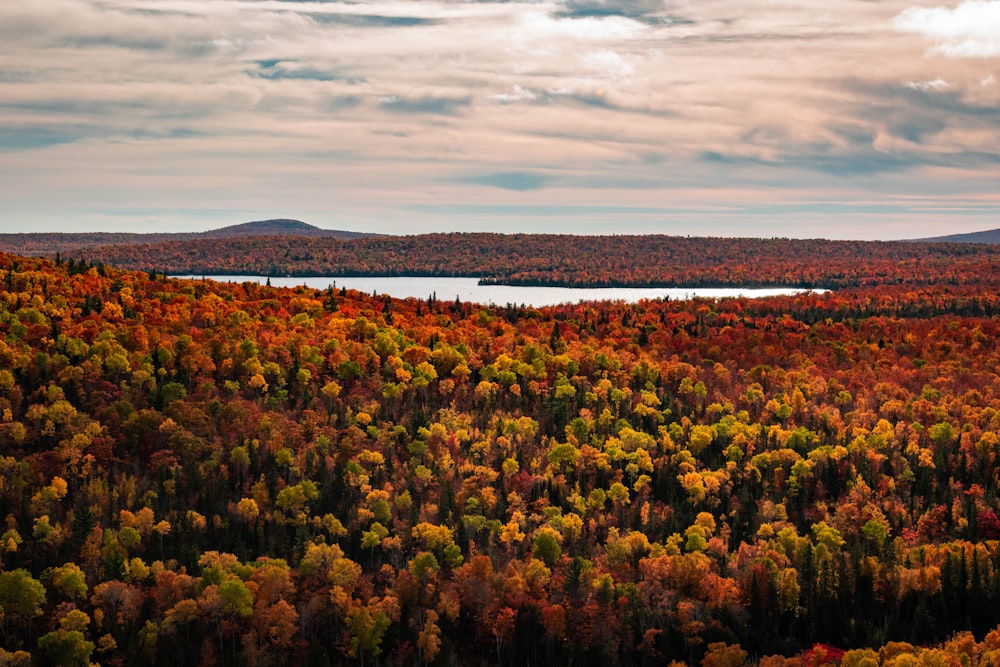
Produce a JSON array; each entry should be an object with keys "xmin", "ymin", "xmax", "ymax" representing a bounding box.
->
[
  {"xmin": 0, "ymin": 232, "xmax": 182, "ymax": 256},
  {"xmin": 5, "ymin": 253, "xmax": 1000, "ymax": 665},
  {"xmin": 10, "ymin": 232, "xmax": 1000, "ymax": 289}
]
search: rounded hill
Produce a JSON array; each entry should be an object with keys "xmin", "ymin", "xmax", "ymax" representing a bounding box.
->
[{"xmin": 200, "ymin": 219, "xmax": 378, "ymax": 240}]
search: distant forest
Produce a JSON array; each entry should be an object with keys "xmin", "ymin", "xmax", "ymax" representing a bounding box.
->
[{"xmin": 6, "ymin": 232, "xmax": 1000, "ymax": 289}]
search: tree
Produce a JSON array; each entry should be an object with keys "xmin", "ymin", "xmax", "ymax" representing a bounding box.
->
[
  {"xmin": 533, "ymin": 527, "xmax": 563, "ymax": 566},
  {"xmin": 702, "ymin": 642, "xmax": 747, "ymax": 667},
  {"xmin": 219, "ymin": 578, "xmax": 254, "ymax": 619},
  {"xmin": 0, "ymin": 569, "xmax": 46, "ymax": 645},
  {"xmin": 492, "ymin": 606, "xmax": 517, "ymax": 664},
  {"xmin": 347, "ymin": 603, "xmax": 391, "ymax": 667},
  {"xmin": 91, "ymin": 580, "xmax": 142, "ymax": 631},
  {"xmin": 417, "ymin": 609, "xmax": 442, "ymax": 663},
  {"xmin": 249, "ymin": 597, "xmax": 299, "ymax": 660},
  {"xmin": 48, "ymin": 562, "xmax": 87, "ymax": 601},
  {"xmin": 200, "ymin": 579, "xmax": 254, "ymax": 665},
  {"xmin": 37, "ymin": 629, "xmax": 94, "ymax": 667}
]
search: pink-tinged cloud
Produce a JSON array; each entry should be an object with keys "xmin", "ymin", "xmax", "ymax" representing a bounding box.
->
[
  {"xmin": 0, "ymin": 0, "xmax": 997, "ymax": 239},
  {"xmin": 896, "ymin": 0, "xmax": 1000, "ymax": 57}
]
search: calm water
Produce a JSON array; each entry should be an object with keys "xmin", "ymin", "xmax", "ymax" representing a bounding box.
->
[{"xmin": 176, "ymin": 275, "xmax": 820, "ymax": 308}]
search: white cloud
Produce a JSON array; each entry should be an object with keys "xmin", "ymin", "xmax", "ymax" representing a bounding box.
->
[
  {"xmin": 904, "ymin": 78, "xmax": 950, "ymax": 91},
  {"xmin": 486, "ymin": 85, "xmax": 538, "ymax": 102},
  {"xmin": 983, "ymin": 74, "xmax": 996, "ymax": 85},
  {"xmin": 581, "ymin": 49, "xmax": 634, "ymax": 80},
  {"xmin": 514, "ymin": 9, "xmax": 646, "ymax": 44},
  {"xmin": 896, "ymin": 1, "xmax": 1000, "ymax": 57}
]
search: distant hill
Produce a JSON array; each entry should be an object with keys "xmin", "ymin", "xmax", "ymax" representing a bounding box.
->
[
  {"xmin": 914, "ymin": 228, "xmax": 1000, "ymax": 244},
  {"xmin": 0, "ymin": 219, "xmax": 381, "ymax": 256},
  {"xmin": 200, "ymin": 219, "xmax": 376, "ymax": 240}
]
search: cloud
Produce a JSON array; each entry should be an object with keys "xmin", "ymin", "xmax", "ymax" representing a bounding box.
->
[
  {"xmin": 581, "ymin": 49, "xmax": 633, "ymax": 80},
  {"xmin": 378, "ymin": 95, "xmax": 472, "ymax": 115},
  {"xmin": 303, "ymin": 13, "xmax": 439, "ymax": 28},
  {"xmin": 512, "ymin": 9, "xmax": 647, "ymax": 44},
  {"xmin": 457, "ymin": 171, "xmax": 550, "ymax": 191},
  {"xmin": 558, "ymin": 0, "xmax": 675, "ymax": 23},
  {"xmin": 904, "ymin": 78, "xmax": 950, "ymax": 92},
  {"xmin": 566, "ymin": 0, "xmax": 664, "ymax": 12},
  {"xmin": 0, "ymin": 127, "xmax": 80, "ymax": 151},
  {"xmin": 57, "ymin": 34, "xmax": 171, "ymax": 51},
  {"xmin": 896, "ymin": 1, "xmax": 1000, "ymax": 57},
  {"xmin": 486, "ymin": 85, "xmax": 538, "ymax": 103},
  {"xmin": 548, "ymin": 88, "xmax": 618, "ymax": 109},
  {"xmin": 252, "ymin": 60, "xmax": 363, "ymax": 83}
]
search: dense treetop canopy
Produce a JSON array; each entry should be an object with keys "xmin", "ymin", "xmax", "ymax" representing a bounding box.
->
[{"xmin": 2, "ymin": 250, "xmax": 1000, "ymax": 665}]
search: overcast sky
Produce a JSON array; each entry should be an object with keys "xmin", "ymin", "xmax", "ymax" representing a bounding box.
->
[{"xmin": 1, "ymin": 0, "xmax": 998, "ymax": 239}]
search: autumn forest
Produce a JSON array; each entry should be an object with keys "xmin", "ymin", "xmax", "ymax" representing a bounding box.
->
[{"xmin": 3, "ymin": 234, "xmax": 1000, "ymax": 666}]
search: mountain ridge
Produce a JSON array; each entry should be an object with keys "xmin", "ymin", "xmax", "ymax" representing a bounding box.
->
[
  {"xmin": 914, "ymin": 228, "xmax": 1000, "ymax": 244},
  {"xmin": 0, "ymin": 219, "xmax": 382, "ymax": 256}
]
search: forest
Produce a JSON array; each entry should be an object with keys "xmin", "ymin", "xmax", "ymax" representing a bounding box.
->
[
  {"xmin": 5, "ymin": 232, "xmax": 1000, "ymax": 289},
  {"xmin": 3, "ymin": 247, "xmax": 1000, "ymax": 666}
]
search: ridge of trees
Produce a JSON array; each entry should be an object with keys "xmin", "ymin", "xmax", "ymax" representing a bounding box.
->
[
  {"xmin": 3, "ymin": 252, "xmax": 1000, "ymax": 665},
  {"xmin": 5, "ymin": 233, "xmax": 1000, "ymax": 289}
]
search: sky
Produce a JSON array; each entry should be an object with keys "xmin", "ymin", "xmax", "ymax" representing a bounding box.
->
[{"xmin": 1, "ymin": 0, "xmax": 999, "ymax": 239}]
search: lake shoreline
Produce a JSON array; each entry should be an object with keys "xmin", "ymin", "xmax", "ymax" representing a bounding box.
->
[
  {"xmin": 174, "ymin": 274, "xmax": 824, "ymax": 308},
  {"xmin": 171, "ymin": 271, "xmax": 828, "ymax": 291}
]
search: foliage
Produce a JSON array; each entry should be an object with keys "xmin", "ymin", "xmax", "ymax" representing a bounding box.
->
[
  {"xmin": 1, "ymin": 250, "xmax": 1000, "ymax": 665},
  {"xmin": 8, "ymin": 232, "xmax": 1000, "ymax": 290}
]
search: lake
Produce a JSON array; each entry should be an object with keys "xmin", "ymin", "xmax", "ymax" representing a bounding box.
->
[{"xmin": 176, "ymin": 275, "xmax": 821, "ymax": 308}]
